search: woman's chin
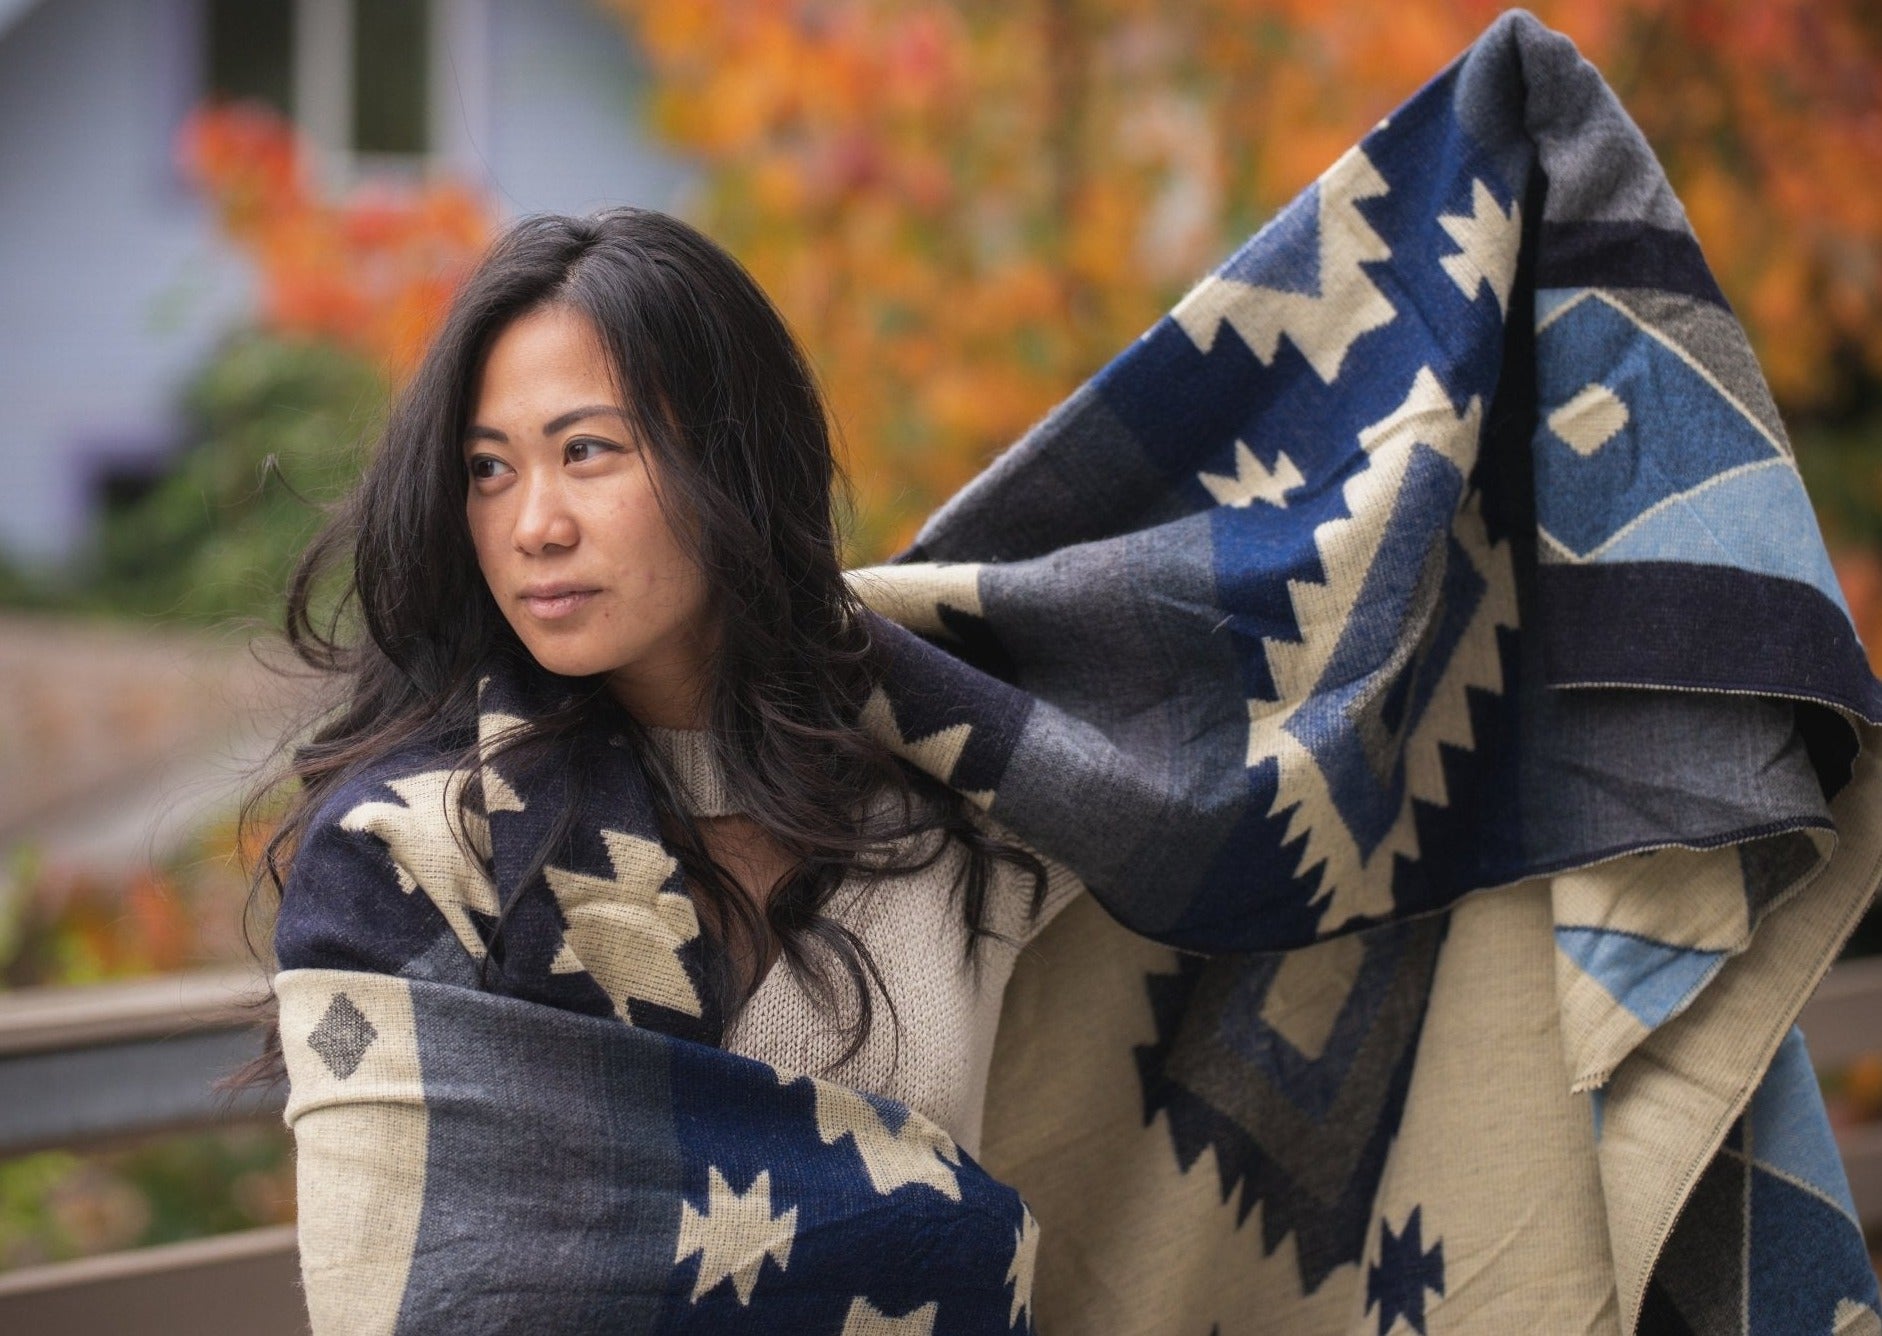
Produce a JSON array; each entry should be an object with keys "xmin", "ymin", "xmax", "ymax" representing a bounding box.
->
[{"xmin": 520, "ymin": 641, "xmax": 621, "ymax": 680}]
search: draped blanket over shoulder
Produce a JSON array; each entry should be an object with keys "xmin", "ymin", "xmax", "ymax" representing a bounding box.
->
[{"xmin": 274, "ymin": 12, "xmax": 1882, "ymax": 1334}]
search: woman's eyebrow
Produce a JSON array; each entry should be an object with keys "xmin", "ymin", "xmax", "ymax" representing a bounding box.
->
[{"xmin": 464, "ymin": 405, "xmax": 633, "ymax": 446}]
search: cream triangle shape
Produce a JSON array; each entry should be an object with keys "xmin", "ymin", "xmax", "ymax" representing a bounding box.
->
[
  {"xmin": 1438, "ymin": 177, "xmax": 1521, "ymax": 315},
  {"xmin": 860, "ymin": 688, "xmax": 994, "ymax": 810},
  {"xmin": 473, "ymin": 705, "xmax": 530, "ymax": 826},
  {"xmin": 784, "ymin": 1072, "xmax": 964, "ymax": 1201},
  {"xmin": 1199, "ymin": 439, "xmax": 1306, "ymax": 509},
  {"xmin": 1170, "ymin": 143, "xmax": 1396, "ymax": 384},
  {"xmin": 839, "ymin": 1297, "xmax": 939, "ymax": 1336},
  {"xmin": 846, "ymin": 563, "xmax": 984, "ymax": 636},
  {"xmin": 675, "ymin": 1166, "xmax": 797, "ymax": 1305},
  {"xmin": 339, "ymin": 768, "xmax": 501, "ymax": 962},
  {"xmin": 1006, "ymin": 1209, "xmax": 1040, "ymax": 1329},
  {"xmin": 1833, "ymin": 1297, "xmax": 1882, "ymax": 1336},
  {"xmin": 1244, "ymin": 365, "xmax": 1517, "ymax": 930}
]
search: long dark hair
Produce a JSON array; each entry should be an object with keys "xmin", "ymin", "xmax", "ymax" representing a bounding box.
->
[{"xmin": 244, "ymin": 207, "xmax": 1043, "ymax": 1071}]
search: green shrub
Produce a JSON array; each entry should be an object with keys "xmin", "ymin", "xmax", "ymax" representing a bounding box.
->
[{"xmin": 75, "ymin": 331, "xmax": 384, "ymax": 623}]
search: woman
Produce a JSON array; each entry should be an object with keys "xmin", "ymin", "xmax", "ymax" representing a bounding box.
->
[
  {"xmin": 269, "ymin": 204, "xmax": 1091, "ymax": 1332},
  {"xmin": 266, "ymin": 206, "xmax": 1081, "ymax": 1164}
]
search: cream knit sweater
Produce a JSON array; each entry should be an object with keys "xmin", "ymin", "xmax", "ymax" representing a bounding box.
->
[{"xmin": 646, "ymin": 727, "xmax": 1083, "ymax": 1158}]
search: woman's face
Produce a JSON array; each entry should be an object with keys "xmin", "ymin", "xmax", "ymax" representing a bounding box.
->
[{"xmin": 464, "ymin": 304, "xmax": 716, "ymax": 726}]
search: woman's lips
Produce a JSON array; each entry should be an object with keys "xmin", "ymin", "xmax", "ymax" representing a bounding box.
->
[{"xmin": 519, "ymin": 588, "xmax": 600, "ymax": 620}]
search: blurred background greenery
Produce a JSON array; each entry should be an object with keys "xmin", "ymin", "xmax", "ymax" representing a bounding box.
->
[{"xmin": 2, "ymin": 0, "xmax": 1879, "ymax": 1274}]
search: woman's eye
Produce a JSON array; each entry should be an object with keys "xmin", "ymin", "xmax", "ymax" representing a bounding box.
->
[
  {"xmin": 565, "ymin": 437, "xmax": 618, "ymax": 464},
  {"xmin": 467, "ymin": 455, "xmax": 508, "ymax": 481}
]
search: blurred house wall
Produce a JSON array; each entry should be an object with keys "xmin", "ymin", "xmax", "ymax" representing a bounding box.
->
[
  {"xmin": 479, "ymin": 0, "xmax": 687, "ymax": 218},
  {"xmin": 0, "ymin": 0, "xmax": 248, "ymax": 567},
  {"xmin": 0, "ymin": 0, "xmax": 686, "ymax": 568}
]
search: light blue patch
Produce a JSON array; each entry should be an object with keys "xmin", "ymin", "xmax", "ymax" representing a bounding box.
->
[
  {"xmin": 1592, "ymin": 462, "xmax": 1852, "ymax": 616},
  {"xmin": 1747, "ymin": 1027, "xmax": 1860, "ymax": 1223},
  {"xmin": 1553, "ymin": 926, "xmax": 1723, "ymax": 1029},
  {"xmin": 1534, "ymin": 298, "xmax": 1780, "ymax": 554},
  {"xmin": 1589, "ymin": 1087, "xmax": 1606, "ymax": 1141},
  {"xmin": 1535, "ymin": 288, "xmax": 1584, "ymax": 324},
  {"xmin": 1220, "ymin": 183, "xmax": 1324, "ymax": 297}
]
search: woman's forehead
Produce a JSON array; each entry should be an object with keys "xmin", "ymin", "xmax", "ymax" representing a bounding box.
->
[{"xmin": 470, "ymin": 308, "xmax": 628, "ymax": 432}]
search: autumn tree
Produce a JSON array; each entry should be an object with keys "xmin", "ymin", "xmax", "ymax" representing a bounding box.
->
[
  {"xmin": 178, "ymin": 102, "xmax": 493, "ymax": 382},
  {"xmin": 601, "ymin": 0, "xmax": 1882, "ymax": 558}
]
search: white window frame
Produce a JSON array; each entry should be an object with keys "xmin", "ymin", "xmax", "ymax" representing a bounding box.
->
[{"xmin": 292, "ymin": 0, "xmax": 484, "ymax": 185}]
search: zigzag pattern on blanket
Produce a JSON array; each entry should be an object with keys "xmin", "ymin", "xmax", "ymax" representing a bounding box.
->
[
  {"xmin": 880, "ymin": 32, "xmax": 1871, "ymax": 957},
  {"xmin": 277, "ymin": 969, "xmax": 1037, "ymax": 1333},
  {"xmin": 871, "ymin": 10, "xmax": 1881, "ymax": 1334}
]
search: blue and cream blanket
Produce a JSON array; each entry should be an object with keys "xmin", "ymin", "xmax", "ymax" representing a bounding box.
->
[{"xmin": 273, "ymin": 11, "xmax": 1882, "ymax": 1333}]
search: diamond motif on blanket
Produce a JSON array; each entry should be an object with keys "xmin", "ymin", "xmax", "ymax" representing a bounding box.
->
[
  {"xmin": 1260, "ymin": 932, "xmax": 1365, "ymax": 1061},
  {"xmin": 307, "ymin": 992, "xmax": 377, "ymax": 1079},
  {"xmin": 1135, "ymin": 919, "xmax": 1444, "ymax": 1292},
  {"xmin": 1546, "ymin": 382, "xmax": 1630, "ymax": 456},
  {"xmin": 1244, "ymin": 366, "xmax": 1516, "ymax": 930}
]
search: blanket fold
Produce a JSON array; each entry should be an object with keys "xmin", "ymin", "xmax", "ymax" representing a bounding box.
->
[{"xmin": 275, "ymin": 11, "xmax": 1882, "ymax": 1334}]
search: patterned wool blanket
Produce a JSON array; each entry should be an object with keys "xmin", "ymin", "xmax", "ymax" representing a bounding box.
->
[{"xmin": 274, "ymin": 12, "xmax": 1882, "ymax": 1334}]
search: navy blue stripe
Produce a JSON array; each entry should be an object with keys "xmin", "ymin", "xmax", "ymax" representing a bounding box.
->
[
  {"xmin": 397, "ymin": 981, "xmax": 682, "ymax": 1333},
  {"xmin": 1537, "ymin": 221, "xmax": 1728, "ymax": 308},
  {"xmin": 1537, "ymin": 562, "xmax": 1879, "ymax": 719}
]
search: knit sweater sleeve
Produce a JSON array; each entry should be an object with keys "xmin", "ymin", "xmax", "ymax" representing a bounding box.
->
[{"xmin": 971, "ymin": 809, "xmax": 1086, "ymax": 948}]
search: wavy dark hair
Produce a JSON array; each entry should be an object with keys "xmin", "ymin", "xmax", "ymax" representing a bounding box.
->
[{"xmin": 240, "ymin": 207, "xmax": 1044, "ymax": 1076}]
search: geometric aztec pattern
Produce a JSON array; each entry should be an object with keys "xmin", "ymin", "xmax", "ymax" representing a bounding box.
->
[{"xmin": 1134, "ymin": 919, "xmax": 1444, "ymax": 1292}]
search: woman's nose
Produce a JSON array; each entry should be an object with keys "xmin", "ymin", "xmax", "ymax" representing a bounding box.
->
[{"xmin": 511, "ymin": 473, "xmax": 579, "ymax": 554}]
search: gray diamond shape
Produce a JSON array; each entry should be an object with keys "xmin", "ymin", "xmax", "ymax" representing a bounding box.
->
[{"xmin": 308, "ymin": 992, "xmax": 378, "ymax": 1079}]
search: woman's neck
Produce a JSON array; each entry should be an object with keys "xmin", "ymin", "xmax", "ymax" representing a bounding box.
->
[
  {"xmin": 605, "ymin": 660, "xmax": 711, "ymax": 728},
  {"xmin": 603, "ymin": 614, "xmax": 721, "ymax": 728}
]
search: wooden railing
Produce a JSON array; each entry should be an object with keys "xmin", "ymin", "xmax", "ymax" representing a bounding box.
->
[
  {"xmin": 0, "ymin": 967, "xmax": 279, "ymax": 1154},
  {"xmin": 1, "ymin": 956, "xmax": 1878, "ymax": 1332},
  {"xmin": 0, "ymin": 968, "xmax": 305, "ymax": 1335}
]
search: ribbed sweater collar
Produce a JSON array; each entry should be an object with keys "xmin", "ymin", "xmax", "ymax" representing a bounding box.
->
[{"xmin": 643, "ymin": 727, "xmax": 741, "ymax": 818}]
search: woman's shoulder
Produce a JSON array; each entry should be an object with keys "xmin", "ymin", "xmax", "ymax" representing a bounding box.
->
[
  {"xmin": 275, "ymin": 737, "xmax": 489, "ymax": 982},
  {"xmin": 298, "ymin": 735, "xmax": 480, "ymax": 848}
]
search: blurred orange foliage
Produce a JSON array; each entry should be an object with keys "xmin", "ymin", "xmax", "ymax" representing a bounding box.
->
[
  {"xmin": 2, "ymin": 818, "xmax": 263, "ymax": 989},
  {"xmin": 1835, "ymin": 548, "xmax": 1882, "ymax": 674},
  {"xmin": 176, "ymin": 102, "xmax": 494, "ymax": 382},
  {"xmin": 602, "ymin": 0, "xmax": 1882, "ymax": 557},
  {"xmin": 4, "ymin": 867, "xmax": 196, "ymax": 985}
]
